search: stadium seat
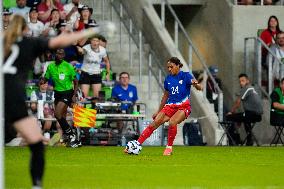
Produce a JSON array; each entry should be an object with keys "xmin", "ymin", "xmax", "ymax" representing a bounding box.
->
[
  {"xmin": 218, "ymin": 121, "xmax": 237, "ymax": 146},
  {"xmin": 240, "ymin": 122, "xmax": 260, "ymax": 146},
  {"xmin": 270, "ymin": 111, "xmax": 284, "ymax": 146},
  {"xmin": 270, "ymin": 125, "xmax": 284, "ymax": 146}
]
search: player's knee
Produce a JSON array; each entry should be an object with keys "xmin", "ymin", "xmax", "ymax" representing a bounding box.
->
[
  {"xmin": 27, "ymin": 133, "xmax": 43, "ymax": 144},
  {"xmin": 168, "ymin": 120, "xmax": 178, "ymax": 126},
  {"xmin": 152, "ymin": 119, "xmax": 165, "ymax": 129}
]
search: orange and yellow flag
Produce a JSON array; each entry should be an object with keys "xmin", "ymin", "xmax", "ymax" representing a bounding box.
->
[{"xmin": 73, "ymin": 105, "xmax": 97, "ymax": 127}]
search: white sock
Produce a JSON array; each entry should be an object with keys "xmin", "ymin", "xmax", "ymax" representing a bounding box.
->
[
  {"xmin": 32, "ymin": 186, "xmax": 42, "ymax": 189},
  {"xmin": 166, "ymin": 145, "xmax": 172, "ymax": 149}
]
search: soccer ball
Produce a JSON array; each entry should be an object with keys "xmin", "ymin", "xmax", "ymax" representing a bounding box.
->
[{"xmin": 126, "ymin": 140, "xmax": 142, "ymax": 155}]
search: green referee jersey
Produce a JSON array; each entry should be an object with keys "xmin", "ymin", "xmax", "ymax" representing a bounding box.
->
[{"xmin": 45, "ymin": 60, "xmax": 76, "ymax": 92}]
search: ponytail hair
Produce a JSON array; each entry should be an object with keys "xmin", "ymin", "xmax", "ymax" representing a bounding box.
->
[
  {"xmin": 4, "ymin": 15, "xmax": 27, "ymax": 58},
  {"xmin": 167, "ymin": 57, "xmax": 183, "ymax": 68}
]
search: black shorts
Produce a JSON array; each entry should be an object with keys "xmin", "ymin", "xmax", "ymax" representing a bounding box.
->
[
  {"xmin": 54, "ymin": 90, "xmax": 74, "ymax": 107},
  {"xmin": 5, "ymin": 76, "xmax": 29, "ymax": 142},
  {"xmin": 79, "ymin": 71, "xmax": 102, "ymax": 85}
]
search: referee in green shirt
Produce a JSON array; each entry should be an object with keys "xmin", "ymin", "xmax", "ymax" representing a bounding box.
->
[{"xmin": 45, "ymin": 48, "xmax": 80, "ymax": 148}]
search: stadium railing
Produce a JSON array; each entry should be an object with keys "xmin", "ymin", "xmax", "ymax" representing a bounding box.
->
[{"xmin": 244, "ymin": 37, "xmax": 283, "ymax": 96}]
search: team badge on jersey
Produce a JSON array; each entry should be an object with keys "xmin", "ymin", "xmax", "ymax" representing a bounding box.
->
[
  {"xmin": 129, "ymin": 91, "xmax": 133, "ymax": 98},
  {"xmin": 179, "ymin": 80, "xmax": 183, "ymax": 84}
]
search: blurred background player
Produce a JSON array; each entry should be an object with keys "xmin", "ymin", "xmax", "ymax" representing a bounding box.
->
[{"xmin": 125, "ymin": 57, "xmax": 202, "ymax": 156}]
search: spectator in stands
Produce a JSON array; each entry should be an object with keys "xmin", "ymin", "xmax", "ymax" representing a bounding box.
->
[
  {"xmin": 270, "ymin": 32, "xmax": 284, "ymax": 83},
  {"xmin": 261, "ymin": 15, "xmax": 281, "ymax": 47},
  {"xmin": 57, "ymin": 19, "xmax": 73, "ymax": 34},
  {"xmin": 74, "ymin": 5, "xmax": 95, "ymax": 31},
  {"xmin": 98, "ymin": 35, "xmax": 108, "ymax": 48},
  {"xmin": 112, "ymin": 72, "xmax": 138, "ymax": 113},
  {"xmin": 30, "ymin": 78, "xmax": 63, "ymax": 143},
  {"xmin": 27, "ymin": 6, "xmax": 44, "ymax": 37},
  {"xmin": 10, "ymin": 0, "xmax": 30, "ymax": 20},
  {"xmin": 37, "ymin": 0, "xmax": 65, "ymax": 24},
  {"xmin": 64, "ymin": 0, "xmax": 84, "ymax": 28},
  {"xmin": 2, "ymin": 8, "xmax": 13, "ymax": 30},
  {"xmin": 206, "ymin": 65, "xmax": 222, "ymax": 113},
  {"xmin": 260, "ymin": 15, "xmax": 282, "ymax": 67},
  {"xmin": 42, "ymin": 9, "xmax": 61, "ymax": 37},
  {"xmin": 44, "ymin": 48, "xmax": 80, "ymax": 147},
  {"xmin": 226, "ymin": 74, "xmax": 263, "ymax": 146},
  {"xmin": 77, "ymin": 35, "xmax": 111, "ymax": 98},
  {"xmin": 270, "ymin": 77, "xmax": 284, "ymax": 127}
]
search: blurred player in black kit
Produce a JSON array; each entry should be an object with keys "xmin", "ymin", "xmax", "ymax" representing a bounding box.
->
[{"xmin": 3, "ymin": 14, "xmax": 100, "ymax": 189}]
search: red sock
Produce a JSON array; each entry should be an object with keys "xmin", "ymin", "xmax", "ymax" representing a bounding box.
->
[
  {"xmin": 137, "ymin": 125, "xmax": 155, "ymax": 144},
  {"xmin": 167, "ymin": 125, "xmax": 177, "ymax": 146}
]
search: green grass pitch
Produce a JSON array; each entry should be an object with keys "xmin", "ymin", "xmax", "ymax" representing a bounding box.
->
[{"xmin": 5, "ymin": 146, "xmax": 284, "ymax": 189}]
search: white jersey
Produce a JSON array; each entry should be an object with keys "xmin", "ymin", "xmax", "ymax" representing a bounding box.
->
[
  {"xmin": 81, "ymin": 45, "xmax": 107, "ymax": 75},
  {"xmin": 28, "ymin": 21, "xmax": 45, "ymax": 37}
]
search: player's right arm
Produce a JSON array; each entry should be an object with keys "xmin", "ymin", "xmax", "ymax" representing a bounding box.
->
[
  {"xmin": 48, "ymin": 28, "xmax": 98, "ymax": 49},
  {"xmin": 152, "ymin": 91, "xmax": 169, "ymax": 119}
]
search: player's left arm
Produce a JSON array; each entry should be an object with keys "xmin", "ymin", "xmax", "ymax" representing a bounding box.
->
[{"xmin": 191, "ymin": 79, "xmax": 203, "ymax": 91}]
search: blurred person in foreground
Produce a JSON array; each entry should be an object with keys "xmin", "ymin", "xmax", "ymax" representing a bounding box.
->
[{"xmin": 4, "ymin": 14, "xmax": 100, "ymax": 189}]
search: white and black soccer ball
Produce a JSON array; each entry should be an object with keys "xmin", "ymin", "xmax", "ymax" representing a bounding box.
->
[{"xmin": 126, "ymin": 140, "xmax": 142, "ymax": 155}]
